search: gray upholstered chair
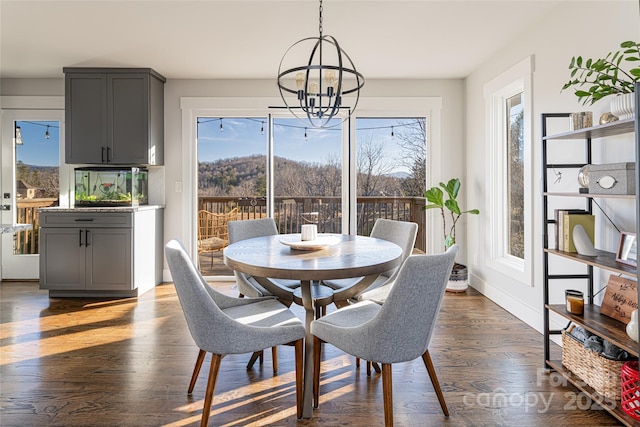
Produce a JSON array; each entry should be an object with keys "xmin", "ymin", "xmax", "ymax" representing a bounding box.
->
[
  {"xmin": 323, "ymin": 218, "xmax": 418, "ymax": 375},
  {"xmin": 165, "ymin": 239, "xmax": 305, "ymax": 427},
  {"xmin": 228, "ymin": 218, "xmax": 301, "ymax": 298},
  {"xmin": 311, "ymin": 245, "xmax": 458, "ymax": 427},
  {"xmin": 227, "ymin": 217, "xmax": 302, "ymax": 371},
  {"xmin": 322, "ymin": 218, "xmax": 418, "ymax": 305}
]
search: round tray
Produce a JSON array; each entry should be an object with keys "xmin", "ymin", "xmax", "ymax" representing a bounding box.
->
[{"xmin": 279, "ymin": 234, "xmax": 341, "ymax": 250}]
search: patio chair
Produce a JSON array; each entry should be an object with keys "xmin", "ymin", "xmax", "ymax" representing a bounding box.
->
[
  {"xmin": 165, "ymin": 239, "xmax": 305, "ymax": 426},
  {"xmin": 311, "ymin": 245, "xmax": 458, "ymax": 427},
  {"xmin": 197, "ymin": 208, "xmax": 238, "ymax": 268}
]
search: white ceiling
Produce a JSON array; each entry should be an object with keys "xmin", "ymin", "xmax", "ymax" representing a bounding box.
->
[{"xmin": 1, "ymin": 0, "xmax": 565, "ymax": 80}]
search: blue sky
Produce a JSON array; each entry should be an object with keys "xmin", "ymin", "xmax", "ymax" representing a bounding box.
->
[
  {"xmin": 15, "ymin": 121, "xmax": 60, "ymax": 167},
  {"xmin": 197, "ymin": 117, "xmax": 418, "ymax": 173}
]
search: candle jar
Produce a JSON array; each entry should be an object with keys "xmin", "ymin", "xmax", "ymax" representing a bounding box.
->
[{"xmin": 565, "ymin": 290, "xmax": 584, "ymax": 315}]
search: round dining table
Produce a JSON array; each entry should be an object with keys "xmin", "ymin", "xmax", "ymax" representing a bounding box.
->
[{"xmin": 223, "ymin": 233, "xmax": 403, "ymax": 419}]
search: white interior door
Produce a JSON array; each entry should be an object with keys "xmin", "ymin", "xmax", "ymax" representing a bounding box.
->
[{"xmin": 1, "ymin": 108, "xmax": 66, "ymax": 280}]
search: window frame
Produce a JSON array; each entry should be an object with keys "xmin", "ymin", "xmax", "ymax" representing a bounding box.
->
[{"xmin": 484, "ymin": 56, "xmax": 533, "ymax": 285}]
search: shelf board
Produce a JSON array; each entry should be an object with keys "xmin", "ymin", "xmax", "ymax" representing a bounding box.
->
[
  {"xmin": 544, "ymin": 192, "xmax": 635, "ymax": 200},
  {"xmin": 547, "ymin": 304, "xmax": 639, "ymax": 356},
  {"xmin": 544, "ymin": 118, "xmax": 635, "ymax": 140},
  {"xmin": 545, "ymin": 248, "xmax": 638, "ymax": 276},
  {"xmin": 545, "ymin": 360, "xmax": 640, "ymax": 427}
]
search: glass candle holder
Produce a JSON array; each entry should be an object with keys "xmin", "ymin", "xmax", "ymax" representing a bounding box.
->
[{"xmin": 565, "ymin": 289, "xmax": 584, "ymax": 315}]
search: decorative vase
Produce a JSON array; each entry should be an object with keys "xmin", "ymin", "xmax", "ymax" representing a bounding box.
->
[
  {"xmin": 446, "ymin": 263, "xmax": 468, "ymax": 293},
  {"xmin": 610, "ymin": 92, "xmax": 636, "ymax": 120},
  {"xmin": 627, "ymin": 309, "xmax": 639, "ymax": 342}
]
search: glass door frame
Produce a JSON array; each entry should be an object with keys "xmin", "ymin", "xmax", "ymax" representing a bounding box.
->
[
  {"xmin": 1, "ymin": 97, "xmax": 67, "ymax": 280},
  {"xmin": 180, "ymin": 96, "xmax": 441, "ymax": 276}
]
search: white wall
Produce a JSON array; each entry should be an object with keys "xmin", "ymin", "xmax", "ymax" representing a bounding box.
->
[{"xmin": 465, "ymin": 1, "xmax": 639, "ymax": 332}]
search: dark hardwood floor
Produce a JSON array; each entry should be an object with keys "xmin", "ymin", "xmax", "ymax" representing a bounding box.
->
[{"xmin": 0, "ymin": 281, "xmax": 623, "ymax": 426}]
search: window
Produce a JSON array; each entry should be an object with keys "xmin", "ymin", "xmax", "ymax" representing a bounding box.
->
[
  {"xmin": 181, "ymin": 97, "xmax": 440, "ymax": 276},
  {"xmin": 506, "ymin": 94, "xmax": 524, "ymax": 259},
  {"xmin": 484, "ymin": 56, "xmax": 533, "ymax": 284}
]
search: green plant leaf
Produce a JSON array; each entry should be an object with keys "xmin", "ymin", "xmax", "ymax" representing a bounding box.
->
[
  {"xmin": 424, "ymin": 187, "xmax": 444, "ymax": 207},
  {"xmin": 444, "ymin": 199, "xmax": 461, "ymax": 215}
]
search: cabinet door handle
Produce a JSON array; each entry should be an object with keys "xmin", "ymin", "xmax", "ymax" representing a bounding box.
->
[
  {"xmin": 106, "ymin": 147, "xmax": 111, "ymax": 163},
  {"xmin": 79, "ymin": 229, "xmax": 83, "ymax": 247},
  {"xmin": 85, "ymin": 229, "xmax": 90, "ymax": 246}
]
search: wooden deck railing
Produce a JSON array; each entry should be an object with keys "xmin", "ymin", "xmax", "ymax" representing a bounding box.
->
[
  {"xmin": 198, "ymin": 196, "xmax": 427, "ymax": 251},
  {"xmin": 15, "ymin": 196, "xmax": 427, "ymax": 255},
  {"xmin": 14, "ymin": 198, "xmax": 58, "ymax": 255}
]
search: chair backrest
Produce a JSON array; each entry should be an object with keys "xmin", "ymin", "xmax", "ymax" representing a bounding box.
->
[
  {"xmin": 198, "ymin": 208, "xmax": 238, "ymax": 242},
  {"xmin": 370, "ymin": 219, "xmax": 418, "ymax": 279},
  {"xmin": 367, "ymin": 245, "xmax": 458, "ymax": 363},
  {"xmin": 165, "ymin": 239, "xmax": 245, "ymax": 353},
  {"xmin": 228, "ymin": 217, "xmax": 278, "ymax": 244}
]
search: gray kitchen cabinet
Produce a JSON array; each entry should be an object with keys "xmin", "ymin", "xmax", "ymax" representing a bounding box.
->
[
  {"xmin": 64, "ymin": 67, "xmax": 165, "ymax": 165},
  {"xmin": 39, "ymin": 207, "xmax": 163, "ymax": 297}
]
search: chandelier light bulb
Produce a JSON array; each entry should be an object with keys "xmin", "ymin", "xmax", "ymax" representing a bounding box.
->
[
  {"xmin": 308, "ymin": 81, "xmax": 319, "ymax": 95},
  {"xmin": 296, "ymin": 72, "xmax": 306, "ymax": 91}
]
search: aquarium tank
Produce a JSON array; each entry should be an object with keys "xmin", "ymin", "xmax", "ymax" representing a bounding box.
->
[{"xmin": 74, "ymin": 167, "xmax": 148, "ymax": 207}]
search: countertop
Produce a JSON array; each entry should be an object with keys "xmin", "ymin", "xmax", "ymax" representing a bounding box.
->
[
  {"xmin": 39, "ymin": 205, "xmax": 164, "ymax": 213},
  {"xmin": 1, "ymin": 224, "xmax": 32, "ymax": 234}
]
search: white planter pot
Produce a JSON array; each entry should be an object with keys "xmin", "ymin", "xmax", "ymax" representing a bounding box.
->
[
  {"xmin": 610, "ymin": 92, "xmax": 636, "ymax": 120},
  {"xmin": 446, "ymin": 263, "xmax": 468, "ymax": 293}
]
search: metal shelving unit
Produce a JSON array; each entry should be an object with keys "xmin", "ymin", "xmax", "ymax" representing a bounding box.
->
[{"xmin": 542, "ymin": 91, "xmax": 639, "ymax": 426}]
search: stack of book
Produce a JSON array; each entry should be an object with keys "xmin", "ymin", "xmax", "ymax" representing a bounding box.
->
[{"xmin": 554, "ymin": 209, "xmax": 595, "ymax": 252}]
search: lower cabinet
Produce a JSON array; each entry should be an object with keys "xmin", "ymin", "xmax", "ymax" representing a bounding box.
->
[
  {"xmin": 39, "ymin": 208, "xmax": 163, "ymax": 297},
  {"xmin": 40, "ymin": 227, "xmax": 132, "ymax": 291}
]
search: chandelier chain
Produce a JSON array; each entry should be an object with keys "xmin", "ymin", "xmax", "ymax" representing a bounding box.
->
[{"xmin": 319, "ymin": 0, "xmax": 323, "ymax": 37}]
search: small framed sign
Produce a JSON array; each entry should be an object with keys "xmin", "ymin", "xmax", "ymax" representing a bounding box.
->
[
  {"xmin": 600, "ymin": 275, "xmax": 638, "ymax": 324},
  {"xmin": 616, "ymin": 232, "xmax": 637, "ymax": 267}
]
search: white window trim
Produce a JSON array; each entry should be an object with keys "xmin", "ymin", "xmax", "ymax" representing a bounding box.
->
[{"xmin": 483, "ymin": 56, "xmax": 533, "ymax": 285}]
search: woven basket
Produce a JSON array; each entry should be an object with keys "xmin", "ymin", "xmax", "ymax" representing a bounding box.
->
[{"xmin": 562, "ymin": 331, "xmax": 625, "ymax": 400}]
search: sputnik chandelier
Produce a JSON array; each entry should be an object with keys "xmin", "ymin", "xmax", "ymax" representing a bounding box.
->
[{"xmin": 277, "ymin": 0, "xmax": 365, "ymax": 128}]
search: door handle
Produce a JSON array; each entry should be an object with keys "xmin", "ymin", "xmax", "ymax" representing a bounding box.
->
[{"xmin": 85, "ymin": 229, "xmax": 90, "ymax": 246}]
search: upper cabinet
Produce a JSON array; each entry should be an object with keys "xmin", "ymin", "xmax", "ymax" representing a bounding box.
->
[{"xmin": 64, "ymin": 67, "xmax": 165, "ymax": 165}]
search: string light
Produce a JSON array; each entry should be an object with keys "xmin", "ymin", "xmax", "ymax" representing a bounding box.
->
[
  {"xmin": 197, "ymin": 117, "xmax": 424, "ymax": 137},
  {"xmin": 18, "ymin": 121, "xmax": 59, "ymax": 141}
]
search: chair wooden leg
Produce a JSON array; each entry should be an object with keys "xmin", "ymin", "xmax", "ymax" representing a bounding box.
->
[
  {"xmin": 188, "ymin": 349, "xmax": 207, "ymax": 394},
  {"xmin": 372, "ymin": 362, "xmax": 382, "ymax": 373},
  {"xmin": 381, "ymin": 363, "xmax": 393, "ymax": 427},
  {"xmin": 246, "ymin": 351, "xmax": 263, "ymax": 370},
  {"xmin": 295, "ymin": 339, "xmax": 304, "ymax": 419},
  {"xmin": 355, "ymin": 357, "xmax": 360, "ymax": 368},
  {"xmin": 313, "ymin": 336, "xmax": 322, "ymax": 408},
  {"xmin": 272, "ymin": 346, "xmax": 278, "ymax": 374},
  {"xmin": 366, "ymin": 360, "xmax": 371, "ymax": 376},
  {"xmin": 201, "ymin": 353, "xmax": 222, "ymax": 427},
  {"xmin": 422, "ymin": 350, "xmax": 449, "ymax": 417}
]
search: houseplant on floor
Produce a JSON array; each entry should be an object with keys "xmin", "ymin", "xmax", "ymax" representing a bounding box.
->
[
  {"xmin": 424, "ymin": 178, "xmax": 480, "ymax": 292},
  {"xmin": 561, "ymin": 40, "xmax": 640, "ymax": 119}
]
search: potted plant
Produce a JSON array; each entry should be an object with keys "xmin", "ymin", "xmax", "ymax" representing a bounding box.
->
[
  {"xmin": 561, "ymin": 40, "xmax": 640, "ymax": 119},
  {"xmin": 423, "ymin": 178, "xmax": 480, "ymax": 292}
]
